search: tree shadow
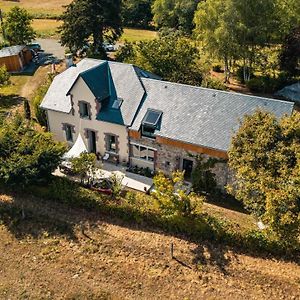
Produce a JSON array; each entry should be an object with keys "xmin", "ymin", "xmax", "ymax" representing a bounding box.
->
[
  {"xmin": 0, "ymin": 199, "xmax": 78, "ymax": 241},
  {"xmin": 191, "ymin": 241, "xmax": 232, "ymax": 275},
  {"xmin": 0, "ymin": 94, "xmax": 25, "ymax": 110}
]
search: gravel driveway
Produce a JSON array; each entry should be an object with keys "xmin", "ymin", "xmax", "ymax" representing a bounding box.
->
[{"xmin": 34, "ymin": 38, "xmax": 66, "ymax": 64}]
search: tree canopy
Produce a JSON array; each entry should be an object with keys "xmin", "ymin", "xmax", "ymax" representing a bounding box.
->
[
  {"xmin": 228, "ymin": 111, "xmax": 300, "ymax": 244},
  {"xmin": 0, "ymin": 115, "xmax": 66, "ymax": 186},
  {"xmin": 59, "ymin": 0, "xmax": 123, "ymax": 56},
  {"xmin": 116, "ymin": 35, "xmax": 203, "ymax": 85},
  {"xmin": 152, "ymin": 0, "xmax": 200, "ymax": 34},
  {"xmin": 122, "ymin": 0, "xmax": 154, "ymax": 28},
  {"xmin": 3, "ymin": 7, "xmax": 36, "ymax": 45}
]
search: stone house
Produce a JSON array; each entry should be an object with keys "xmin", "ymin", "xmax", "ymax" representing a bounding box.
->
[{"xmin": 40, "ymin": 58, "xmax": 295, "ymax": 189}]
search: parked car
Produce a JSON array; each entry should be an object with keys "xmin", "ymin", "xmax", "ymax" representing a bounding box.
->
[
  {"xmin": 103, "ymin": 43, "xmax": 115, "ymax": 52},
  {"xmin": 90, "ymin": 178, "xmax": 113, "ymax": 195},
  {"xmin": 27, "ymin": 43, "xmax": 42, "ymax": 52}
]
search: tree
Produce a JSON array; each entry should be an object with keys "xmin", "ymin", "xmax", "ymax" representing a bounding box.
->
[
  {"xmin": 0, "ymin": 65, "xmax": 10, "ymax": 86},
  {"xmin": 71, "ymin": 152, "xmax": 97, "ymax": 184},
  {"xmin": 152, "ymin": 171, "xmax": 203, "ymax": 216},
  {"xmin": 116, "ymin": 35, "xmax": 203, "ymax": 85},
  {"xmin": 122, "ymin": 0, "xmax": 153, "ymax": 28},
  {"xmin": 279, "ymin": 26, "xmax": 300, "ymax": 77},
  {"xmin": 3, "ymin": 7, "xmax": 35, "ymax": 45},
  {"xmin": 59, "ymin": 0, "xmax": 123, "ymax": 57},
  {"xmin": 194, "ymin": 0, "xmax": 239, "ymax": 82},
  {"xmin": 194, "ymin": 0, "xmax": 280, "ymax": 83},
  {"xmin": 228, "ymin": 111, "xmax": 300, "ymax": 244},
  {"xmin": 152, "ymin": 0, "xmax": 201, "ymax": 34},
  {"xmin": 0, "ymin": 115, "xmax": 66, "ymax": 186}
]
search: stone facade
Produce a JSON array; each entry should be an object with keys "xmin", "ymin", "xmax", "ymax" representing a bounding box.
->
[{"xmin": 129, "ymin": 136, "xmax": 234, "ymax": 190}]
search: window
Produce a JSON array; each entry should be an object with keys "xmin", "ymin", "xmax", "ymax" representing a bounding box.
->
[
  {"xmin": 79, "ymin": 101, "xmax": 90, "ymax": 119},
  {"xmin": 141, "ymin": 109, "xmax": 162, "ymax": 138},
  {"xmin": 130, "ymin": 144, "xmax": 156, "ymax": 162},
  {"xmin": 112, "ymin": 97, "xmax": 123, "ymax": 109},
  {"xmin": 143, "ymin": 109, "xmax": 162, "ymax": 126},
  {"xmin": 65, "ymin": 125, "xmax": 73, "ymax": 142},
  {"xmin": 107, "ymin": 135, "xmax": 117, "ymax": 152}
]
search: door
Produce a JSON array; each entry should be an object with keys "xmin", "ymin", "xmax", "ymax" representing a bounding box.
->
[
  {"xmin": 182, "ymin": 158, "xmax": 193, "ymax": 180},
  {"xmin": 88, "ymin": 130, "xmax": 97, "ymax": 153}
]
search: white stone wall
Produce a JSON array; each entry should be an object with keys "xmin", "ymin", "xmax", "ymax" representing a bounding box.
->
[{"xmin": 46, "ymin": 77, "xmax": 129, "ymax": 162}]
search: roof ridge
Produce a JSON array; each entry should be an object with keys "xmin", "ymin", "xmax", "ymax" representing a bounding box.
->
[{"xmin": 141, "ymin": 77, "xmax": 294, "ymax": 105}]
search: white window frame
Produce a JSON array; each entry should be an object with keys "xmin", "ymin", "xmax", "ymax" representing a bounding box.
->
[{"xmin": 130, "ymin": 143, "xmax": 156, "ymax": 162}]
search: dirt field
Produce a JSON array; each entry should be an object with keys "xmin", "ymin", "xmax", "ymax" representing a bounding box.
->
[{"xmin": 0, "ymin": 193, "xmax": 299, "ymax": 300}]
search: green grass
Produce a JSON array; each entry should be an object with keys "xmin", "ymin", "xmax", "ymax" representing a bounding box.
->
[
  {"xmin": 32, "ymin": 19, "xmax": 62, "ymax": 38},
  {"xmin": 120, "ymin": 28, "xmax": 158, "ymax": 43},
  {"xmin": 0, "ymin": 75, "xmax": 30, "ymax": 119},
  {"xmin": 31, "ymin": 19, "xmax": 157, "ymax": 42}
]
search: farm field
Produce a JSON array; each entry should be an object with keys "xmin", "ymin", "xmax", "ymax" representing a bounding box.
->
[
  {"xmin": 0, "ymin": 0, "xmax": 71, "ymax": 17},
  {"xmin": 0, "ymin": 192, "xmax": 299, "ymax": 299}
]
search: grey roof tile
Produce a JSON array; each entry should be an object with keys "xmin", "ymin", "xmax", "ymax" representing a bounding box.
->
[
  {"xmin": 0, "ymin": 45, "xmax": 26, "ymax": 58},
  {"xmin": 131, "ymin": 79, "xmax": 294, "ymax": 152}
]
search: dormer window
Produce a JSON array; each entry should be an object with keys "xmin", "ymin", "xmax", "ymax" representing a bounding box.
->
[
  {"xmin": 141, "ymin": 109, "xmax": 162, "ymax": 139},
  {"xmin": 79, "ymin": 101, "xmax": 91, "ymax": 119},
  {"xmin": 112, "ymin": 97, "xmax": 123, "ymax": 109}
]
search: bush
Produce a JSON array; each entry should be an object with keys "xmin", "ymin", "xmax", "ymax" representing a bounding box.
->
[
  {"xmin": 201, "ymin": 76, "xmax": 227, "ymax": 91},
  {"xmin": 0, "ymin": 115, "xmax": 66, "ymax": 186},
  {"xmin": 212, "ymin": 64, "xmax": 222, "ymax": 72},
  {"xmin": 0, "ymin": 65, "xmax": 10, "ymax": 86},
  {"xmin": 32, "ymin": 77, "xmax": 52, "ymax": 127}
]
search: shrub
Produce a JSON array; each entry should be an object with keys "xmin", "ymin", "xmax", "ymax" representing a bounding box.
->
[
  {"xmin": 0, "ymin": 65, "xmax": 10, "ymax": 86},
  {"xmin": 151, "ymin": 171, "xmax": 204, "ymax": 216},
  {"xmin": 0, "ymin": 115, "xmax": 66, "ymax": 186},
  {"xmin": 212, "ymin": 64, "xmax": 222, "ymax": 72},
  {"xmin": 201, "ymin": 76, "xmax": 227, "ymax": 91},
  {"xmin": 32, "ymin": 77, "xmax": 52, "ymax": 127}
]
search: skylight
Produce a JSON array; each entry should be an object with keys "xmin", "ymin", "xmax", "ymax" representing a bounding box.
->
[
  {"xmin": 142, "ymin": 109, "xmax": 162, "ymax": 127},
  {"xmin": 112, "ymin": 97, "xmax": 123, "ymax": 109}
]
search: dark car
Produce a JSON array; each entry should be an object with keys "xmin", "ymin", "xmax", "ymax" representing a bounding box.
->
[
  {"xmin": 27, "ymin": 43, "xmax": 42, "ymax": 52},
  {"xmin": 90, "ymin": 178, "xmax": 113, "ymax": 195}
]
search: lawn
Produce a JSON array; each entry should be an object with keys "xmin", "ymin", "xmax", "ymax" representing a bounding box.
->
[
  {"xmin": 32, "ymin": 19, "xmax": 157, "ymax": 42},
  {"xmin": 32, "ymin": 19, "xmax": 62, "ymax": 39},
  {"xmin": 120, "ymin": 28, "xmax": 158, "ymax": 43},
  {"xmin": 0, "ymin": 190, "xmax": 299, "ymax": 299}
]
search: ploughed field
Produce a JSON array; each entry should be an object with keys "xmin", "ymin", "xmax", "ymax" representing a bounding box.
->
[{"xmin": 0, "ymin": 193, "xmax": 299, "ymax": 300}]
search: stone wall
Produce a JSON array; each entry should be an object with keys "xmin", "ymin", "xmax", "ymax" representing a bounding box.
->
[{"xmin": 130, "ymin": 137, "xmax": 234, "ymax": 191}]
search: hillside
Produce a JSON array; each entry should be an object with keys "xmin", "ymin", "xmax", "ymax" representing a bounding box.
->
[{"xmin": 0, "ymin": 192, "xmax": 299, "ymax": 299}]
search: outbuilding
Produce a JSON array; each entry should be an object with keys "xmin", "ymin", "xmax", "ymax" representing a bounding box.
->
[{"xmin": 0, "ymin": 45, "xmax": 32, "ymax": 72}]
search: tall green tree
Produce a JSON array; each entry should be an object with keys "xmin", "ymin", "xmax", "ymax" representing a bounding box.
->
[
  {"xmin": 279, "ymin": 26, "xmax": 300, "ymax": 77},
  {"xmin": 194, "ymin": 0, "xmax": 281, "ymax": 82},
  {"xmin": 116, "ymin": 35, "xmax": 203, "ymax": 85},
  {"xmin": 228, "ymin": 111, "xmax": 300, "ymax": 244},
  {"xmin": 0, "ymin": 115, "xmax": 66, "ymax": 186},
  {"xmin": 122, "ymin": 0, "xmax": 154, "ymax": 28},
  {"xmin": 3, "ymin": 7, "xmax": 35, "ymax": 45},
  {"xmin": 152, "ymin": 0, "xmax": 200, "ymax": 34},
  {"xmin": 194, "ymin": 0, "xmax": 238, "ymax": 82},
  {"xmin": 59, "ymin": 0, "xmax": 122, "ymax": 57}
]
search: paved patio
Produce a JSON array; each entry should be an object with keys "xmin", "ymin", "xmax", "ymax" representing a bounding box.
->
[{"xmin": 54, "ymin": 161, "xmax": 153, "ymax": 193}]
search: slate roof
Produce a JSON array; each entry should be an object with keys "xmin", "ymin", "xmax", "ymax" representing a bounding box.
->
[
  {"xmin": 0, "ymin": 45, "xmax": 26, "ymax": 58},
  {"xmin": 131, "ymin": 79, "xmax": 294, "ymax": 152},
  {"xmin": 41, "ymin": 58, "xmax": 157, "ymax": 125},
  {"xmin": 275, "ymin": 82, "xmax": 300, "ymax": 105},
  {"xmin": 41, "ymin": 59, "xmax": 102, "ymax": 113},
  {"xmin": 41, "ymin": 58, "xmax": 294, "ymax": 152}
]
